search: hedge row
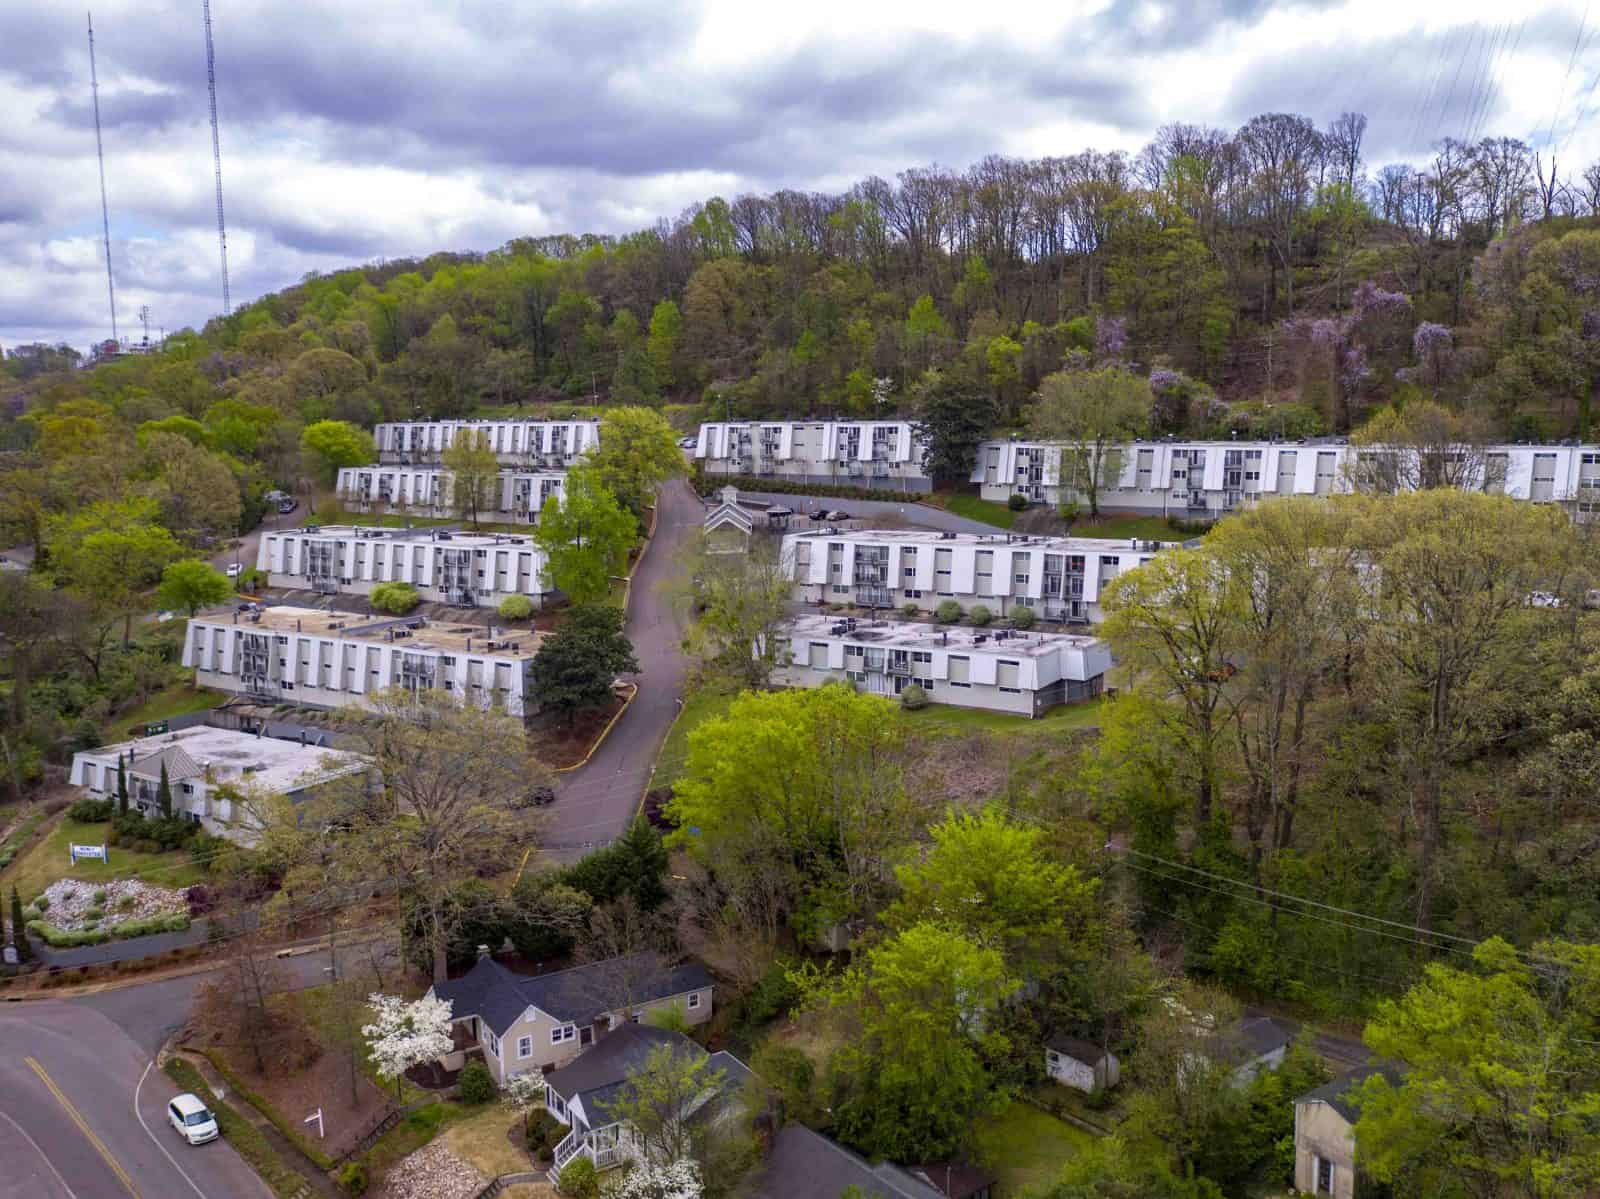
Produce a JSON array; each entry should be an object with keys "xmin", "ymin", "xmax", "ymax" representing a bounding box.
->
[
  {"xmin": 162, "ymin": 1058, "xmax": 310, "ymax": 1199},
  {"xmin": 694, "ymin": 474, "xmax": 922, "ymax": 503},
  {"xmin": 198, "ymin": 1047, "xmax": 336, "ymax": 1169},
  {"xmin": 27, "ymin": 912, "xmax": 190, "ymax": 948}
]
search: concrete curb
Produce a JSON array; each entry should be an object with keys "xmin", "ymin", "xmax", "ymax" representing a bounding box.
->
[
  {"xmin": 551, "ymin": 682, "xmax": 638, "ymax": 775},
  {"xmin": 636, "ymin": 693, "xmax": 689, "ymax": 819},
  {"xmin": 618, "ymin": 499, "xmax": 661, "ymax": 613}
]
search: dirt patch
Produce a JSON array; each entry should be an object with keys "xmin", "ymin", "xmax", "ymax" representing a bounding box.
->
[
  {"xmin": 216, "ymin": 1040, "xmax": 393, "ymax": 1160},
  {"xmin": 442, "ymin": 1107, "xmax": 533, "ymax": 1180},
  {"xmin": 526, "ymin": 691, "xmax": 629, "ymax": 769}
]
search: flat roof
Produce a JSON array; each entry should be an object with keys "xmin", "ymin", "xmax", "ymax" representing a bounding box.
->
[
  {"xmin": 278, "ymin": 525, "xmax": 542, "ymax": 548},
  {"xmin": 786, "ymin": 528, "xmax": 1171, "ymax": 552},
  {"xmin": 82, "ymin": 725, "xmax": 363, "ymax": 793},
  {"xmin": 198, "ymin": 605, "xmax": 544, "ymax": 659},
  {"xmin": 784, "ymin": 614, "xmax": 1103, "ymax": 659}
]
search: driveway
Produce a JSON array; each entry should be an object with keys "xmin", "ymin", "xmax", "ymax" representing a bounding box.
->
[
  {"xmin": 734, "ymin": 491, "xmax": 1003, "ymax": 535},
  {"xmin": 542, "ymin": 479, "xmax": 699, "ymax": 855},
  {"xmin": 0, "ymin": 1001, "xmax": 273, "ymax": 1199}
]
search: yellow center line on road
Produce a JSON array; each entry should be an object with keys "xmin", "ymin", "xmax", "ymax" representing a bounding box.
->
[{"xmin": 25, "ymin": 1056, "xmax": 142, "ymax": 1199}]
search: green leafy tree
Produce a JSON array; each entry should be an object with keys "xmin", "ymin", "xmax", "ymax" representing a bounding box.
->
[
  {"xmin": 808, "ymin": 922, "xmax": 1016, "ymax": 1161},
  {"xmin": 47, "ymin": 498, "xmax": 183, "ymax": 645},
  {"xmin": 530, "ymin": 603, "xmax": 639, "ymax": 726},
  {"xmin": 669, "ymin": 684, "xmax": 916, "ymax": 946},
  {"xmin": 599, "ymin": 1041, "xmax": 728, "ymax": 1168},
  {"xmin": 904, "ymin": 295, "xmax": 950, "ymax": 373},
  {"xmin": 157, "ymin": 558, "xmax": 233, "ymax": 617},
  {"xmin": 1354, "ymin": 937, "xmax": 1600, "ymax": 1197},
  {"xmin": 156, "ymin": 760, "xmax": 173, "ymax": 819},
  {"xmin": 1027, "ymin": 366, "xmax": 1150, "ymax": 516},
  {"xmin": 369, "ymin": 581, "xmax": 420, "ymax": 614},
  {"xmin": 647, "ymin": 299, "xmax": 683, "ymax": 391},
  {"xmin": 912, "ymin": 368, "xmax": 995, "ymax": 487},
  {"xmin": 441, "ymin": 429, "xmax": 500, "ymax": 529},
  {"xmin": 587, "ymin": 407, "xmax": 686, "ymax": 516},
  {"xmin": 300, "ymin": 420, "xmax": 376, "ymax": 487},
  {"xmin": 533, "ymin": 468, "xmax": 636, "ymax": 605},
  {"xmin": 674, "ymin": 532, "xmax": 793, "ymax": 688},
  {"xmin": 115, "ymin": 757, "xmax": 128, "ymax": 816},
  {"xmin": 135, "ymin": 414, "xmax": 207, "ymax": 448},
  {"xmin": 10, "ymin": 886, "xmax": 31, "ymax": 961}
]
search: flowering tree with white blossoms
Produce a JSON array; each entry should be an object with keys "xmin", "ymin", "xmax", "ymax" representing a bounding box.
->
[
  {"xmin": 502, "ymin": 1070, "xmax": 545, "ymax": 1137},
  {"xmin": 614, "ymin": 1160, "xmax": 703, "ymax": 1199},
  {"xmin": 362, "ymin": 992, "xmax": 454, "ymax": 1099}
]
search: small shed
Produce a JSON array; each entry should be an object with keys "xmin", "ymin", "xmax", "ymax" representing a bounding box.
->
[
  {"xmin": 703, "ymin": 485, "xmax": 754, "ymax": 552},
  {"xmin": 1045, "ymin": 1034, "xmax": 1120, "ymax": 1093}
]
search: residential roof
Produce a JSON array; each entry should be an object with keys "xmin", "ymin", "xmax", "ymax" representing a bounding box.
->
[
  {"xmin": 904, "ymin": 1162, "xmax": 995, "ymax": 1199},
  {"xmin": 74, "ymin": 725, "xmax": 365, "ymax": 796},
  {"xmin": 276, "ymin": 525, "xmax": 543, "ymax": 549},
  {"xmin": 1297, "ymin": 1063, "xmax": 1405, "ymax": 1123},
  {"xmin": 784, "ymin": 613, "xmax": 1104, "ymax": 661},
  {"xmin": 1045, "ymin": 1034, "xmax": 1112, "ymax": 1064},
  {"xmin": 431, "ymin": 953, "xmax": 714, "ymax": 1037},
  {"xmin": 744, "ymin": 1124, "xmax": 948, "ymax": 1199},
  {"xmin": 1209, "ymin": 1016, "xmax": 1299, "ymax": 1064},
  {"xmin": 543, "ymin": 1024, "xmax": 691, "ymax": 1111},
  {"xmin": 199, "ymin": 605, "xmax": 544, "ymax": 660}
]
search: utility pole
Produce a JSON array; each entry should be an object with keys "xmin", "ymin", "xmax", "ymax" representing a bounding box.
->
[{"xmin": 88, "ymin": 13, "xmax": 117, "ymax": 345}]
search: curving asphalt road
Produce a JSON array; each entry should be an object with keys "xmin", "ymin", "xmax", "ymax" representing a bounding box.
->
[
  {"xmin": 0, "ymin": 1001, "xmax": 272, "ymax": 1199},
  {"xmin": 541, "ymin": 479, "xmax": 699, "ymax": 855}
]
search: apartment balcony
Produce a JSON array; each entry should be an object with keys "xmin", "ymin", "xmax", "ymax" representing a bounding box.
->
[
  {"xmin": 856, "ymin": 586, "xmax": 894, "ymax": 609},
  {"xmin": 887, "ymin": 659, "xmax": 912, "ymax": 676}
]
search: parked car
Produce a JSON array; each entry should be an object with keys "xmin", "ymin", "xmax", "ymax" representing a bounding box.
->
[
  {"xmin": 277, "ymin": 498, "xmax": 299, "ymax": 514},
  {"xmin": 517, "ymin": 783, "xmax": 557, "ymax": 808},
  {"xmin": 226, "ymin": 563, "xmax": 243, "ymax": 579},
  {"xmin": 167, "ymin": 1093, "xmax": 219, "ymax": 1146}
]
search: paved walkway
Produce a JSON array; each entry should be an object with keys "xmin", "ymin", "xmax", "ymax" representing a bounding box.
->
[
  {"xmin": 734, "ymin": 491, "xmax": 1003, "ymax": 535},
  {"xmin": 542, "ymin": 480, "xmax": 699, "ymax": 855}
]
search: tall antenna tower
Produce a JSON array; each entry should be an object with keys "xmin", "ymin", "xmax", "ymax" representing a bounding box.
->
[
  {"xmin": 202, "ymin": 0, "xmax": 230, "ymax": 315},
  {"xmin": 88, "ymin": 12, "xmax": 118, "ymax": 344}
]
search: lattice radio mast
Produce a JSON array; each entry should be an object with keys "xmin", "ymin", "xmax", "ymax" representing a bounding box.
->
[
  {"xmin": 88, "ymin": 13, "xmax": 118, "ymax": 344},
  {"xmin": 202, "ymin": 0, "xmax": 230, "ymax": 315}
]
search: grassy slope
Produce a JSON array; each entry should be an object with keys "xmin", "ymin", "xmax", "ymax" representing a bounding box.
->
[
  {"xmin": 4, "ymin": 816, "xmax": 206, "ymax": 902},
  {"xmin": 650, "ymin": 687, "xmax": 738, "ymax": 791},
  {"xmin": 971, "ymin": 1098, "xmax": 1097, "ymax": 1194},
  {"xmin": 99, "ymin": 682, "xmax": 221, "ymax": 740},
  {"xmin": 1067, "ymin": 513, "xmax": 1188, "ymax": 541},
  {"xmin": 939, "ymin": 494, "xmax": 1017, "ymax": 529},
  {"xmin": 901, "ymin": 695, "xmax": 1107, "ymax": 737}
]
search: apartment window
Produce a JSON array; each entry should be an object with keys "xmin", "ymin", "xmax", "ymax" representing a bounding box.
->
[
  {"xmin": 903, "ymin": 567, "xmax": 917, "ymax": 578},
  {"xmin": 1014, "ymin": 572, "xmax": 1030, "ymax": 586},
  {"xmin": 517, "ymin": 1036, "xmax": 532, "ymax": 1059},
  {"xmin": 948, "ymin": 655, "xmax": 971, "ymax": 688},
  {"xmin": 1314, "ymin": 1158, "xmax": 1334, "ymax": 1194},
  {"xmin": 903, "ymin": 589, "xmax": 923, "ymax": 599},
  {"xmin": 687, "ymin": 993, "xmax": 701, "ymax": 1010},
  {"xmin": 550, "ymin": 1025, "xmax": 576, "ymax": 1044},
  {"xmin": 832, "ymin": 585, "xmax": 849, "ymax": 594}
]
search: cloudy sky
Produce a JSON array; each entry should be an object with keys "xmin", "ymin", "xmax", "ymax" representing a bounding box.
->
[{"xmin": 4, "ymin": 0, "xmax": 1599, "ymax": 354}]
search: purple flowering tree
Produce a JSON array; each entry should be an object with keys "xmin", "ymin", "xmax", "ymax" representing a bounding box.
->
[
  {"xmin": 1095, "ymin": 315, "xmax": 1128, "ymax": 363},
  {"xmin": 1278, "ymin": 282, "xmax": 1413, "ymax": 429},
  {"xmin": 1411, "ymin": 322, "xmax": 1455, "ymax": 391}
]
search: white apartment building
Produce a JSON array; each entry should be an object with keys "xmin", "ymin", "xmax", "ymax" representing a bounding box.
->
[
  {"xmin": 183, "ymin": 606, "xmax": 542, "ymax": 717},
  {"xmin": 974, "ymin": 438, "xmax": 1600, "ymax": 518},
  {"xmin": 781, "ymin": 528, "xmax": 1171, "ymax": 624},
  {"xmin": 256, "ymin": 526, "xmax": 552, "ymax": 608},
  {"xmin": 70, "ymin": 725, "xmax": 366, "ymax": 844},
  {"xmin": 695, "ymin": 421, "xmax": 932, "ymax": 491},
  {"xmin": 773, "ymin": 615, "xmax": 1112, "ymax": 717},
  {"xmin": 375, "ymin": 418, "xmax": 600, "ymax": 466},
  {"xmin": 335, "ymin": 466, "xmax": 566, "ymax": 523}
]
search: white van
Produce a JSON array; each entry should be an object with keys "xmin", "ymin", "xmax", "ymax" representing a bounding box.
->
[{"xmin": 167, "ymin": 1093, "xmax": 219, "ymax": 1146}]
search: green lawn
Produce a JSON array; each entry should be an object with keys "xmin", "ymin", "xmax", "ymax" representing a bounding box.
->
[
  {"xmin": 900, "ymin": 695, "xmax": 1107, "ymax": 738},
  {"xmin": 971, "ymin": 1098, "xmax": 1098, "ymax": 1194},
  {"xmin": 4, "ymin": 816, "xmax": 207, "ymax": 904},
  {"xmin": 100, "ymin": 682, "xmax": 222, "ymax": 741},
  {"xmin": 1067, "ymin": 513, "xmax": 1191, "ymax": 542},
  {"xmin": 939, "ymin": 494, "xmax": 1017, "ymax": 529},
  {"xmin": 650, "ymin": 686, "xmax": 739, "ymax": 791}
]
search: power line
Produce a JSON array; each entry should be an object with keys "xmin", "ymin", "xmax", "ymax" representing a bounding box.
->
[
  {"xmin": 202, "ymin": 0, "xmax": 231, "ymax": 316},
  {"xmin": 1544, "ymin": 1, "xmax": 1592, "ymax": 148}
]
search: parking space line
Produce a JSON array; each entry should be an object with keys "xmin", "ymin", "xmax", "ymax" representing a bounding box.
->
[{"xmin": 25, "ymin": 1055, "xmax": 141, "ymax": 1198}]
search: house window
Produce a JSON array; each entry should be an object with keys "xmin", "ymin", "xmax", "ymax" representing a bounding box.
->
[
  {"xmin": 550, "ymin": 1026, "xmax": 576, "ymax": 1044},
  {"xmin": 687, "ymin": 993, "xmax": 701, "ymax": 1010},
  {"xmin": 1315, "ymin": 1158, "xmax": 1334, "ymax": 1194},
  {"xmin": 487, "ymin": 1031, "xmax": 500, "ymax": 1056},
  {"xmin": 517, "ymin": 1036, "xmax": 532, "ymax": 1059}
]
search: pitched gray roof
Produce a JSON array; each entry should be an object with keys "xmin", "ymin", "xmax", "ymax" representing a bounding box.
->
[
  {"xmin": 1045, "ymin": 1033, "xmax": 1112, "ymax": 1064},
  {"xmin": 430, "ymin": 953, "xmax": 714, "ymax": 1037},
  {"xmin": 1208, "ymin": 1015, "xmax": 1298, "ymax": 1064},
  {"xmin": 129, "ymin": 744, "xmax": 203, "ymax": 782},
  {"xmin": 1297, "ymin": 1063, "xmax": 1406, "ymax": 1123},
  {"xmin": 745, "ymin": 1124, "xmax": 946, "ymax": 1199},
  {"xmin": 544, "ymin": 1024, "xmax": 689, "ymax": 1113}
]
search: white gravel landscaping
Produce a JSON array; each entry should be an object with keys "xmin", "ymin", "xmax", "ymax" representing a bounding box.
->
[
  {"xmin": 37, "ymin": 878, "xmax": 187, "ymax": 932},
  {"xmin": 383, "ymin": 1141, "xmax": 488, "ymax": 1199}
]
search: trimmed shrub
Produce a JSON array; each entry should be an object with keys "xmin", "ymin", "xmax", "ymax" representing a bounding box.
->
[
  {"xmin": 1011, "ymin": 606, "xmax": 1036, "ymax": 629},
  {"xmin": 527, "ymin": 1107, "xmax": 565, "ymax": 1160},
  {"xmin": 901, "ymin": 602, "xmax": 921, "ymax": 619},
  {"xmin": 92, "ymin": 889, "xmax": 107, "ymax": 904},
  {"xmin": 457, "ymin": 1059, "xmax": 495, "ymax": 1104},
  {"xmin": 935, "ymin": 600, "xmax": 962, "ymax": 624},
  {"xmin": 559, "ymin": 1157, "xmax": 600, "ymax": 1199},
  {"xmin": 238, "ymin": 567, "xmax": 269, "ymax": 591},
  {"xmin": 337, "ymin": 1162, "xmax": 368, "ymax": 1196},
  {"xmin": 969, "ymin": 604, "xmax": 993, "ymax": 627},
  {"xmin": 68, "ymin": 798, "xmax": 115, "ymax": 823},
  {"xmin": 34, "ymin": 895, "xmax": 48, "ymax": 912},
  {"xmin": 899, "ymin": 683, "xmax": 929, "ymax": 711},
  {"xmin": 1008, "ymin": 492, "xmax": 1029, "ymax": 511},
  {"xmin": 28, "ymin": 921, "xmax": 109, "ymax": 947},
  {"xmin": 497, "ymin": 594, "xmax": 535, "ymax": 621},
  {"xmin": 369, "ymin": 581, "xmax": 420, "ymax": 614}
]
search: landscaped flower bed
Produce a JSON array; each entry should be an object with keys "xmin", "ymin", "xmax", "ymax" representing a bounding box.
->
[{"xmin": 22, "ymin": 879, "xmax": 191, "ymax": 946}]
